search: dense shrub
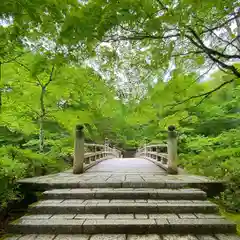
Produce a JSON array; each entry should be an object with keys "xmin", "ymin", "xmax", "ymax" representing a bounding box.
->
[
  {"xmin": 179, "ymin": 128, "xmax": 240, "ymax": 211},
  {"xmin": 0, "ymin": 146, "xmax": 68, "ymax": 208}
]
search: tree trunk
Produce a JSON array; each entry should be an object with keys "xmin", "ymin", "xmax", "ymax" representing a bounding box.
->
[
  {"xmin": 39, "ymin": 86, "xmax": 46, "ymax": 152},
  {"xmin": 0, "ymin": 61, "xmax": 2, "ymax": 113},
  {"xmin": 39, "ymin": 116, "xmax": 44, "ymax": 152}
]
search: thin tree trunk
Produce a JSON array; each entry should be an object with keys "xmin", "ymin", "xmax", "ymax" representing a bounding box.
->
[
  {"xmin": 39, "ymin": 116, "xmax": 44, "ymax": 152},
  {"xmin": 39, "ymin": 86, "xmax": 46, "ymax": 152},
  {"xmin": 0, "ymin": 61, "xmax": 2, "ymax": 113},
  {"xmin": 38, "ymin": 63, "xmax": 55, "ymax": 152}
]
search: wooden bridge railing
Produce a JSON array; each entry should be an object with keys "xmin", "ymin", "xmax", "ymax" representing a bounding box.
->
[
  {"xmin": 136, "ymin": 126, "xmax": 178, "ymax": 174},
  {"xmin": 73, "ymin": 125, "xmax": 121, "ymax": 174}
]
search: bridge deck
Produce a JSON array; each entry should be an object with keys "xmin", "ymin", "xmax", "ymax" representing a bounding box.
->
[
  {"xmin": 18, "ymin": 158, "xmax": 222, "ymax": 192},
  {"xmin": 87, "ymin": 158, "xmax": 166, "ymax": 173}
]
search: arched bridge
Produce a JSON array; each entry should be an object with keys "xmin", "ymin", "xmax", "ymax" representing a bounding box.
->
[
  {"xmin": 72, "ymin": 124, "xmax": 178, "ymax": 175},
  {"xmin": 6, "ymin": 125, "xmax": 239, "ymax": 240}
]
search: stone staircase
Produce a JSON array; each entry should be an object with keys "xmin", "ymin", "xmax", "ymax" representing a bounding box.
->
[{"xmin": 6, "ymin": 184, "xmax": 239, "ymax": 239}]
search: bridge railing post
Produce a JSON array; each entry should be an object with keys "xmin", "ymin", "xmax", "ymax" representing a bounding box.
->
[
  {"xmin": 104, "ymin": 138, "xmax": 109, "ymax": 157},
  {"xmin": 167, "ymin": 125, "xmax": 178, "ymax": 175},
  {"xmin": 73, "ymin": 125, "xmax": 84, "ymax": 174},
  {"xmin": 144, "ymin": 143, "xmax": 147, "ymax": 157}
]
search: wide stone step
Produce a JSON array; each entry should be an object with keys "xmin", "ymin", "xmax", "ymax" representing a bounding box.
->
[
  {"xmin": 17, "ymin": 213, "xmax": 226, "ymax": 220},
  {"xmin": 4, "ymin": 234, "xmax": 240, "ymax": 240},
  {"xmin": 29, "ymin": 200, "xmax": 218, "ymax": 214},
  {"xmin": 19, "ymin": 179, "xmax": 222, "ymax": 191},
  {"xmin": 9, "ymin": 218, "xmax": 236, "ymax": 234},
  {"xmin": 43, "ymin": 188, "xmax": 207, "ymax": 200}
]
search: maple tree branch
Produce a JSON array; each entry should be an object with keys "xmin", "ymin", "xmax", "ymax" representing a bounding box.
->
[
  {"xmin": 14, "ymin": 60, "xmax": 43, "ymax": 86},
  {"xmin": 44, "ymin": 63, "xmax": 55, "ymax": 88},
  {"xmin": 173, "ymin": 62, "xmax": 216, "ymax": 100},
  {"xmin": 185, "ymin": 31, "xmax": 240, "ymax": 78},
  {"xmin": 192, "ymin": 17, "xmax": 240, "ymax": 52},
  {"xmin": 200, "ymin": 14, "xmax": 240, "ymax": 34},
  {"xmin": 207, "ymin": 53, "xmax": 240, "ymax": 78},
  {"xmin": 187, "ymin": 28, "xmax": 240, "ymax": 59},
  {"xmin": 104, "ymin": 33, "xmax": 180, "ymax": 42},
  {"xmin": 119, "ymin": 25, "xmax": 145, "ymax": 35},
  {"xmin": 2, "ymin": 51, "xmax": 30, "ymax": 64},
  {"xmin": 167, "ymin": 78, "xmax": 236, "ymax": 108},
  {"xmin": 205, "ymin": 27, "xmax": 240, "ymax": 52},
  {"xmin": 156, "ymin": 0, "xmax": 168, "ymax": 11},
  {"xmin": 222, "ymin": 36, "xmax": 240, "ymax": 53}
]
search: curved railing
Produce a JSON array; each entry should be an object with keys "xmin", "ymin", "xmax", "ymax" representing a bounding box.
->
[
  {"xmin": 73, "ymin": 125, "xmax": 122, "ymax": 174},
  {"xmin": 135, "ymin": 126, "xmax": 178, "ymax": 174},
  {"xmin": 136, "ymin": 144, "xmax": 168, "ymax": 162},
  {"xmin": 84, "ymin": 143, "xmax": 121, "ymax": 163}
]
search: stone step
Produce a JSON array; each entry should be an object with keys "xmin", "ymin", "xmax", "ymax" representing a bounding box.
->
[
  {"xmin": 19, "ymin": 180, "xmax": 222, "ymax": 191},
  {"xmin": 43, "ymin": 188, "xmax": 207, "ymax": 200},
  {"xmin": 4, "ymin": 234, "xmax": 240, "ymax": 240},
  {"xmin": 9, "ymin": 218, "xmax": 236, "ymax": 234},
  {"xmin": 17, "ymin": 213, "xmax": 226, "ymax": 220},
  {"xmin": 29, "ymin": 200, "xmax": 218, "ymax": 214}
]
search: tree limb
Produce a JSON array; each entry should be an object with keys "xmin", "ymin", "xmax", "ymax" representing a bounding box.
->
[
  {"xmin": 172, "ymin": 62, "xmax": 216, "ymax": 101},
  {"xmin": 185, "ymin": 31, "xmax": 240, "ymax": 78},
  {"xmin": 156, "ymin": 0, "xmax": 168, "ymax": 11},
  {"xmin": 104, "ymin": 33, "xmax": 180, "ymax": 42},
  {"xmin": 205, "ymin": 26, "xmax": 240, "ymax": 53},
  {"xmin": 14, "ymin": 60, "xmax": 43, "ymax": 86},
  {"xmin": 167, "ymin": 78, "xmax": 236, "ymax": 108},
  {"xmin": 119, "ymin": 25, "xmax": 145, "ymax": 35},
  {"xmin": 44, "ymin": 63, "xmax": 55, "ymax": 88},
  {"xmin": 187, "ymin": 28, "xmax": 240, "ymax": 59},
  {"xmin": 200, "ymin": 14, "xmax": 240, "ymax": 34},
  {"xmin": 207, "ymin": 52, "xmax": 240, "ymax": 78},
  {"xmin": 2, "ymin": 51, "xmax": 31, "ymax": 64}
]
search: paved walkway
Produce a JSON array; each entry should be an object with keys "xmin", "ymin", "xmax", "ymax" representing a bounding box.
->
[
  {"xmin": 18, "ymin": 158, "xmax": 220, "ymax": 189},
  {"xmin": 87, "ymin": 158, "xmax": 166, "ymax": 173},
  {"xmin": 6, "ymin": 233, "xmax": 239, "ymax": 240}
]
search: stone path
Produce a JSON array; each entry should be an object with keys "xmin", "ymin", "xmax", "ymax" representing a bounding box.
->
[
  {"xmin": 87, "ymin": 158, "xmax": 166, "ymax": 173},
  {"xmin": 4, "ymin": 234, "xmax": 240, "ymax": 240},
  {"xmin": 5, "ymin": 157, "xmax": 240, "ymax": 239},
  {"xmin": 17, "ymin": 158, "xmax": 222, "ymax": 191}
]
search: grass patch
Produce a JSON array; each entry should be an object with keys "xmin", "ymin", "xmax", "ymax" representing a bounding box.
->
[
  {"xmin": 219, "ymin": 207, "xmax": 240, "ymax": 235},
  {"xmin": 211, "ymin": 198, "xmax": 240, "ymax": 235}
]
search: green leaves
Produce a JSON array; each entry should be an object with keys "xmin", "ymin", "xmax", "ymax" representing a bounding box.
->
[
  {"xmin": 179, "ymin": 130, "xmax": 240, "ymax": 211},
  {"xmin": 196, "ymin": 56, "xmax": 205, "ymax": 65}
]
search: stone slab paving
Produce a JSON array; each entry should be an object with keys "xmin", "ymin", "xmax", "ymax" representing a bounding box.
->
[
  {"xmin": 4, "ymin": 234, "xmax": 240, "ymax": 240},
  {"xmin": 18, "ymin": 213, "xmax": 225, "ymax": 220},
  {"xmin": 29, "ymin": 199, "xmax": 218, "ymax": 214},
  {"xmin": 86, "ymin": 158, "xmax": 166, "ymax": 173},
  {"xmin": 17, "ymin": 158, "xmax": 222, "ymax": 190},
  {"xmin": 9, "ymin": 219, "xmax": 235, "ymax": 234},
  {"xmin": 43, "ymin": 188, "xmax": 207, "ymax": 200}
]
